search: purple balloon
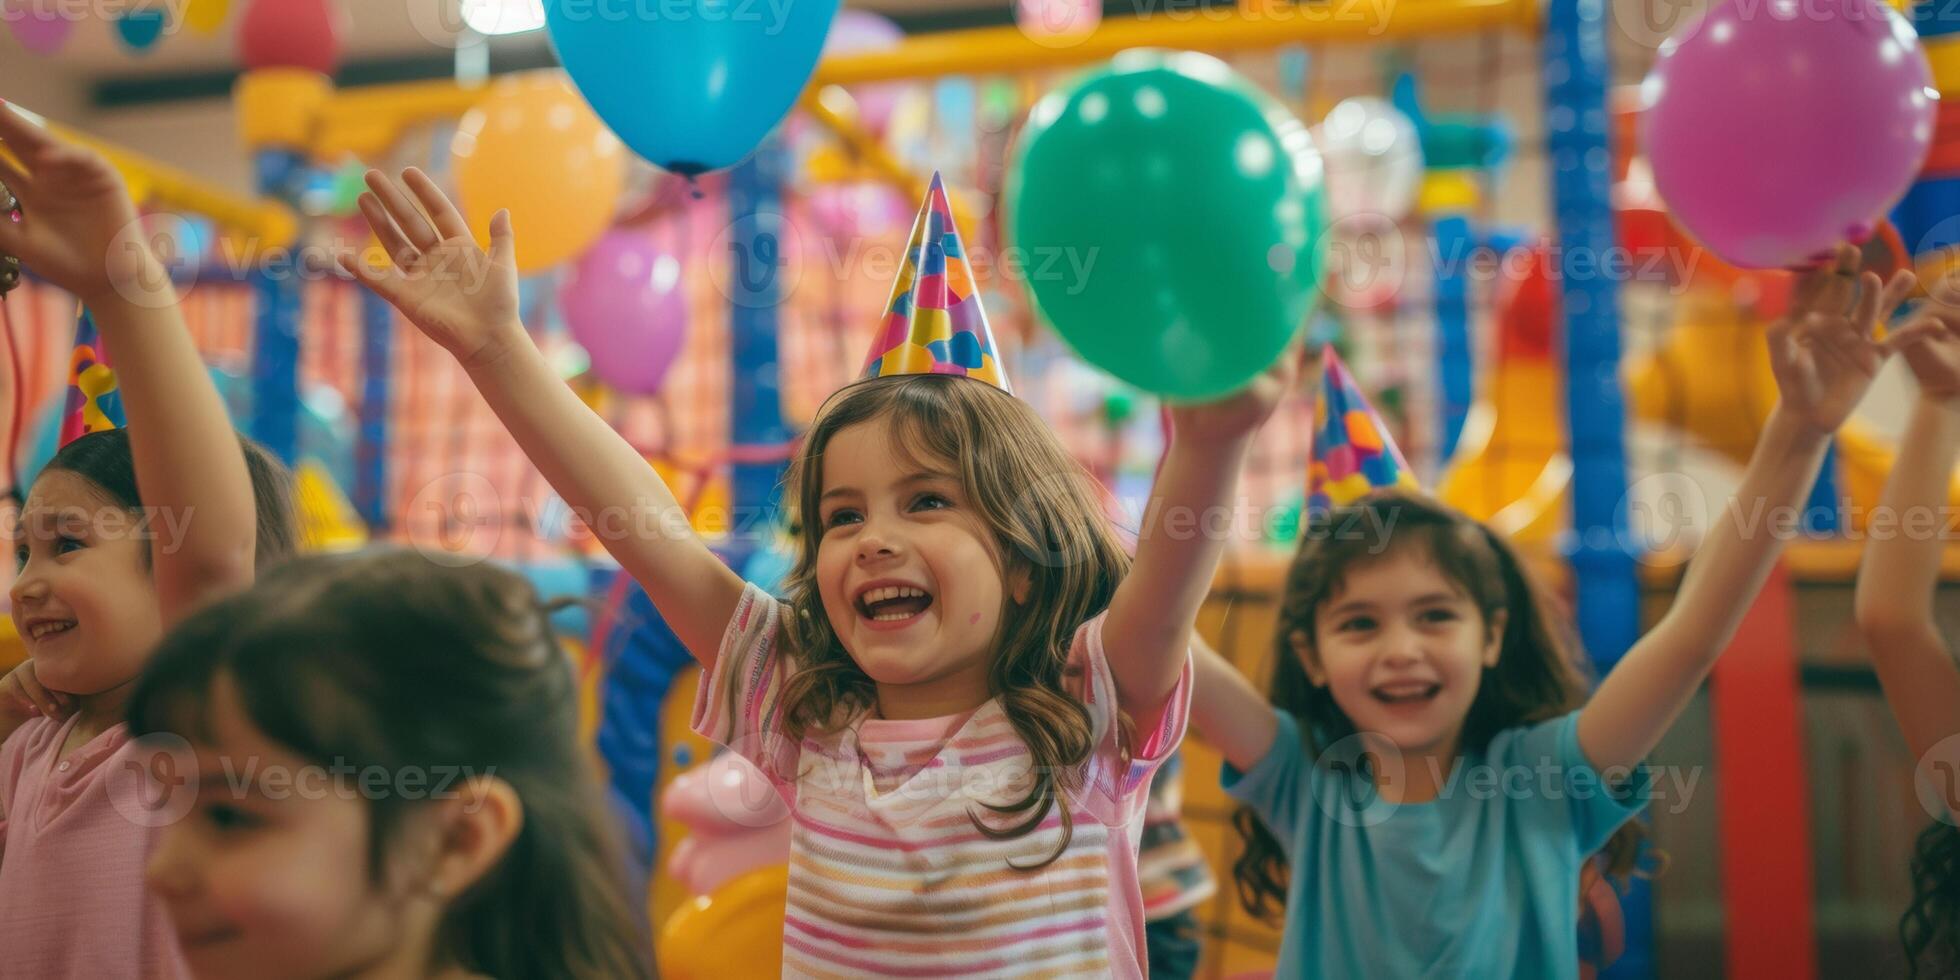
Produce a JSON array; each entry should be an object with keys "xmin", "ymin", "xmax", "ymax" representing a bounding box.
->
[
  {"xmin": 822, "ymin": 10, "xmax": 905, "ymax": 133},
  {"xmin": 561, "ymin": 230, "xmax": 689, "ymax": 396},
  {"xmin": 1643, "ymin": 0, "xmax": 1935, "ymax": 269},
  {"xmin": 7, "ymin": 2, "xmax": 74, "ymax": 55}
]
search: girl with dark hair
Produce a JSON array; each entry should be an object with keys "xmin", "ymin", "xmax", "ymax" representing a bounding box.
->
[
  {"xmin": 0, "ymin": 103, "xmax": 295, "ymax": 977},
  {"xmin": 127, "ymin": 549, "xmax": 652, "ymax": 980},
  {"xmin": 1193, "ymin": 245, "xmax": 1921, "ymax": 977},
  {"xmin": 1851, "ymin": 274, "xmax": 1960, "ymax": 978}
]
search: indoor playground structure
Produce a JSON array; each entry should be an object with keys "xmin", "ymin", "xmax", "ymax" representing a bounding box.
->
[{"xmin": 5, "ymin": 0, "xmax": 1960, "ymax": 977}]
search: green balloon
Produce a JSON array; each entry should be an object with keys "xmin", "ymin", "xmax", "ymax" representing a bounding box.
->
[{"xmin": 1007, "ymin": 50, "xmax": 1327, "ymax": 402}]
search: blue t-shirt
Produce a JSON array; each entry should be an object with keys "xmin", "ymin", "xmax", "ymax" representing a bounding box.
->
[{"xmin": 1222, "ymin": 709, "xmax": 1649, "ymax": 979}]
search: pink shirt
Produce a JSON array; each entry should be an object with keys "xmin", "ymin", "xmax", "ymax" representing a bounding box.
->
[
  {"xmin": 0, "ymin": 716, "xmax": 189, "ymax": 979},
  {"xmin": 693, "ymin": 583, "xmax": 1191, "ymax": 979}
]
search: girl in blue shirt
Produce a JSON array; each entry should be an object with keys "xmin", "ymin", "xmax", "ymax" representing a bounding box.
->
[
  {"xmin": 1852, "ymin": 271, "xmax": 1960, "ymax": 977},
  {"xmin": 1193, "ymin": 244, "xmax": 1920, "ymax": 978}
]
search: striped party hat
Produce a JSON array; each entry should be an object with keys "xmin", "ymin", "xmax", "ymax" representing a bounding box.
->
[
  {"xmin": 857, "ymin": 172, "xmax": 1010, "ymax": 393},
  {"xmin": 60, "ymin": 308, "xmax": 125, "ymax": 447},
  {"xmin": 1307, "ymin": 349, "xmax": 1416, "ymax": 515}
]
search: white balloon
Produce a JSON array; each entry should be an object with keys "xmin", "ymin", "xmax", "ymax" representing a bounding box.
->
[{"xmin": 1313, "ymin": 97, "xmax": 1423, "ymax": 222}]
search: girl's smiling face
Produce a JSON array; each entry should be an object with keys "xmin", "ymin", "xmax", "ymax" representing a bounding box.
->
[
  {"xmin": 143, "ymin": 674, "xmax": 447, "ymax": 980},
  {"xmin": 814, "ymin": 416, "xmax": 1019, "ymax": 719},
  {"xmin": 1299, "ymin": 546, "xmax": 1505, "ymax": 761},
  {"xmin": 9, "ymin": 469, "xmax": 160, "ymax": 696}
]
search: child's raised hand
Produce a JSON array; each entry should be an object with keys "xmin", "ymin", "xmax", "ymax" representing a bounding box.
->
[
  {"xmin": 0, "ymin": 102, "xmax": 158, "ymax": 306},
  {"xmin": 338, "ymin": 168, "xmax": 521, "ymax": 368},
  {"xmin": 1166, "ymin": 343, "xmax": 1318, "ymax": 444},
  {"xmin": 1883, "ymin": 274, "xmax": 1960, "ymax": 403},
  {"xmin": 1766, "ymin": 243, "xmax": 1917, "ymax": 437},
  {"xmin": 0, "ymin": 660, "xmax": 70, "ymax": 726}
]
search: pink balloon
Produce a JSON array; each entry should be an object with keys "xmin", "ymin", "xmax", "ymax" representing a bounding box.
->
[
  {"xmin": 822, "ymin": 10, "xmax": 905, "ymax": 133},
  {"xmin": 1642, "ymin": 0, "xmax": 1934, "ymax": 269},
  {"xmin": 560, "ymin": 229, "xmax": 689, "ymax": 395},
  {"xmin": 661, "ymin": 758, "xmax": 790, "ymax": 897},
  {"xmin": 667, "ymin": 824, "xmax": 791, "ymax": 898},
  {"xmin": 6, "ymin": 0, "xmax": 74, "ymax": 54}
]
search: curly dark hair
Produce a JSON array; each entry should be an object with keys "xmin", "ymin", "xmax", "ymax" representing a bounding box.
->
[{"xmin": 1905, "ymin": 820, "xmax": 1960, "ymax": 978}]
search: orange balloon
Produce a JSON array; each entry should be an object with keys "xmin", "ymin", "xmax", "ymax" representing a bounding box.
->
[{"xmin": 452, "ymin": 75, "xmax": 624, "ymax": 274}]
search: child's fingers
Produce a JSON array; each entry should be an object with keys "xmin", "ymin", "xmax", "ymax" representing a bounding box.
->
[
  {"xmin": 335, "ymin": 251, "xmax": 409, "ymax": 307},
  {"xmin": 363, "ymin": 169, "xmax": 440, "ymax": 253},
  {"xmin": 15, "ymin": 668, "xmax": 64, "ymax": 717},
  {"xmin": 403, "ymin": 167, "xmax": 472, "ymax": 243},
  {"xmin": 1867, "ymin": 270, "xmax": 1918, "ymax": 333},
  {"xmin": 357, "ymin": 193, "xmax": 419, "ymax": 268},
  {"xmin": 487, "ymin": 209, "xmax": 514, "ymax": 269},
  {"xmin": 1880, "ymin": 315, "xmax": 1954, "ymax": 354},
  {"xmin": 0, "ymin": 102, "xmax": 58, "ymax": 165},
  {"xmin": 1851, "ymin": 270, "xmax": 1885, "ymax": 335},
  {"xmin": 1791, "ymin": 263, "xmax": 1832, "ymax": 314},
  {"xmin": 1815, "ymin": 243, "xmax": 1862, "ymax": 314}
]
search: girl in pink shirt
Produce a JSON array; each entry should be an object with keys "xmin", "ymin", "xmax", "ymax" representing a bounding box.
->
[
  {"xmin": 0, "ymin": 103, "xmax": 296, "ymax": 978},
  {"xmin": 124, "ymin": 549, "xmax": 652, "ymax": 980},
  {"xmin": 341, "ymin": 166, "xmax": 1303, "ymax": 977}
]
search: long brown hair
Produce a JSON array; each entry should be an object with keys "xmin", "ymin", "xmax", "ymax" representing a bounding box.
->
[
  {"xmin": 1232, "ymin": 492, "xmax": 1653, "ymax": 920},
  {"xmin": 126, "ymin": 549, "xmax": 651, "ymax": 980},
  {"xmin": 778, "ymin": 374, "xmax": 1132, "ymax": 866}
]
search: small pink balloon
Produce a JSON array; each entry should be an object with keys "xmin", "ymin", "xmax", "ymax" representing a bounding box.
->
[
  {"xmin": 822, "ymin": 10, "xmax": 905, "ymax": 134},
  {"xmin": 660, "ymin": 757, "xmax": 790, "ymax": 897},
  {"xmin": 560, "ymin": 228, "xmax": 689, "ymax": 396},
  {"xmin": 667, "ymin": 821, "xmax": 791, "ymax": 897},
  {"xmin": 805, "ymin": 180, "xmax": 910, "ymax": 238},
  {"xmin": 6, "ymin": 0, "xmax": 75, "ymax": 55},
  {"xmin": 1642, "ymin": 0, "xmax": 1935, "ymax": 268}
]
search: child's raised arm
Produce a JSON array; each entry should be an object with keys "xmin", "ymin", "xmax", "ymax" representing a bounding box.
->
[
  {"xmin": 1102, "ymin": 347, "xmax": 1307, "ymax": 723},
  {"xmin": 340, "ymin": 169, "xmax": 742, "ymax": 663},
  {"xmin": 1854, "ymin": 294, "xmax": 1960, "ymax": 770},
  {"xmin": 1578, "ymin": 244, "xmax": 1916, "ymax": 774},
  {"xmin": 0, "ymin": 103, "xmax": 256, "ymax": 624},
  {"xmin": 1190, "ymin": 635, "xmax": 1280, "ymax": 772}
]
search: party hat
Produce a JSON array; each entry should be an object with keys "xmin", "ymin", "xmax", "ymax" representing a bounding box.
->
[
  {"xmin": 1306, "ymin": 349, "xmax": 1417, "ymax": 515},
  {"xmin": 858, "ymin": 172, "xmax": 1010, "ymax": 393},
  {"xmin": 59, "ymin": 308, "xmax": 125, "ymax": 448}
]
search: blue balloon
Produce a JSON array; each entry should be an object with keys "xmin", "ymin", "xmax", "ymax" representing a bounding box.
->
[
  {"xmin": 544, "ymin": 0, "xmax": 840, "ymax": 174},
  {"xmin": 116, "ymin": 9, "xmax": 165, "ymax": 51}
]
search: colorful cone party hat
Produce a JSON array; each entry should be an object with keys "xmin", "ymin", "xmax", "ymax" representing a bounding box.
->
[
  {"xmin": 59, "ymin": 308, "xmax": 125, "ymax": 448},
  {"xmin": 858, "ymin": 172, "xmax": 1010, "ymax": 393},
  {"xmin": 1307, "ymin": 349, "xmax": 1417, "ymax": 515}
]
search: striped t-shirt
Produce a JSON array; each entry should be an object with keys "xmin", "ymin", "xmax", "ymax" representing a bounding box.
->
[{"xmin": 692, "ymin": 583, "xmax": 1192, "ymax": 979}]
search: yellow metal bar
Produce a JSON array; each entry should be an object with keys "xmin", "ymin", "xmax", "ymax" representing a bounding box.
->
[
  {"xmin": 306, "ymin": 0, "xmax": 1534, "ymax": 160},
  {"xmin": 800, "ymin": 88, "xmax": 927, "ymax": 203},
  {"xmin": 811, "ymin": 0, "xmax": 1538, "ymax": 85},
  {"xmin": 314, "ymin": 78, "xmax": 492, "ymax": 159},
  {"xmin": 0, "ymin": 106, "xmax": 297, "ymax": 247}
]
